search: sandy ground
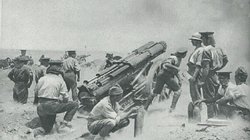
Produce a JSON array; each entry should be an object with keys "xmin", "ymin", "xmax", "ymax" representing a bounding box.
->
[{"xmin": 0, "ymin": 61, "xmax": 250, "ymax": 140}]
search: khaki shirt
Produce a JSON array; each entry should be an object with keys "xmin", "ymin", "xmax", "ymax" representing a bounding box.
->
[
  {"xmin": 163, "ymin": 55, "xmax": 181, "ymax": 67},
  {"xmin": 188, "ymin": 46, "xmax": 204, "ymax": 66},
  {"xmin": 35, "ymin": 65, "xmax": 48, "ymax": 83},
  {"xmin": 36, "ymin": 74, "xmax": 69, "ymax": 100},
  {"xmin": 162, "ymin": 55, "xmax": 181, "ymax": 75},
  {"xmin": 202, "ymin": 45, "xmax": 226, "ymax": 70},
  {"xmin": 63, "ymin": 57, "xmax": 80, "ymax": 72},
  {"xmin": 8, "ymin": 65, "xmax": 30, "ymax": 83},
  {"xmin": 88, "ymin": 97, "xmax": 121, "ymax": 124}
]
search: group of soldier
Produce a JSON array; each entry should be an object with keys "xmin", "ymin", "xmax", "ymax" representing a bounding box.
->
[
  {"xmin": 8, "ymin": 50, "xmax": 81, "ymax": 135},
  {"xmin": 144, "ymin": 31, "xmax": 250, "ymax": 122},
  {"xmin": 186, "ymin": 32, "xmax": 249, "ymax": 121},
  {"xmin": 6, "ymin": 32, "xmax": 250, "ymax": 140}
]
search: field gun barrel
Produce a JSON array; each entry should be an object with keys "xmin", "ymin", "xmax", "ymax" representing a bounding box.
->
[{"xmin": 78, "ymin": 41, "xmax": 167, "ymax": 111}]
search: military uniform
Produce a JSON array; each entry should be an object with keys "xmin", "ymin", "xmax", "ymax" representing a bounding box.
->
[
  {"xmin": 187, "ymin": 32, "xmax": 204, "ymax": 103},
  {"xmin": 216, "ymin": 68, "xmax": 250, "ymax": 119},
  {"xmin": 154, "ymin": 55, "xmax": 182, "ymax": 95},
  {"xmin": 19, "ymin": 49, "xmax": 33, "ymax": 65},
  {"xmin": 198, "ymin": 72, "xmax": 235, "ymax": 118},
  {"xmin": 35, "ymin": 57, "xmax": 50, "ymax": 83},
  {"xmin": 63, "ymin": 50, "xmax": 81, "ymax": 101},
  {"xmin": 87, "ymin": 84, "xmax": 132, "ymax": 140},
  {"xmin": 200, "ymin": 32, "xmax": 228, "ymax": 118},
  {"xmin": 36, "ymin": 60, "xmax": 78, "ymax": 134},
  {"xmin": 8, "ymin": 57, "xmax": 33, "ymax": 104},
  {"xmin": 34, "ymin": 57, "xmax": 50, "ymax": 104},
  {"xmin": 145, "ymin": 48, "xmax": 188, "ymax": 111},
  {"xmin": 87, "ymin": 97, "xmax": 129, "ymax": 136}
]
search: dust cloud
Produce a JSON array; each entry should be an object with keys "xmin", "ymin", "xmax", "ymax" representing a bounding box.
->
[
  {"xmin": 0, "ymin": 1, "xmax": 250, "ymax": 139},
  {"xmin": 125, "ymin": 0, "xmax": 250, "ymax": 80},
  {"xmin": 2, "ymin": 0, "xmax": 249, "ymax": 54}
]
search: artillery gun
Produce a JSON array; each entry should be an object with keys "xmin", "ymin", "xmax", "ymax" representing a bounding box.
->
[{"xmin": 78, "ymin": 41, "xmax": 167, "ymax": 112}]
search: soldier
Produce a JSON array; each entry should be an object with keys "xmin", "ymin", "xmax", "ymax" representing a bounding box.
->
[
  {"xmin": 216, "ymin": 67, "xmax": 250, "ymax": 119},
  {"xmin": 195, "ymin": 71, "xmax": 236, "ymax": 118},
  {"xmin": 187, "ymin": 32, "xmax": 204, "ymax": 103},
  {"xmin": 20, "ymin": 49, "xmax": 28, "ymax": 58},
  {"xmin": 8, "ymin": 57, "xmax": 33, "ymax": 104},
  {"xmin": 186, "ymin": 32, "xmax": 206, "ymax": 122},
  {"xmin": 63, "ymin": 51, "xmax": 68, "ymax": 60},
  {"xmin": 199, "ymin": 32, "xmax": 228, "ymax": 118},
  {"xmin": 87, "ymin": 84, "xmax": 139, "ymax": 140},
  {"xmin": 63, "ymin": 50, "xmax": 81, "ymax": 101},
  {"xmin": 145, "ymin": 48, "xmax": 188, "ymax": 112},
  {"xmin": 33, "ymin": 56, "xmax": 50, "ymax": 104},
  {"xmin": 35, "ymin": 56, "xmax": 50, "ymax": 83},
  {"xmin": 35, "ymin": 60, "xmax": 78, "ymax": 135},
  {"xmin": 104, "ymin": 53, "xmax": 114, "ymax": 69},
  {"xmin": 19, "ymin": 49, "xmax": 33, "ymax": 65}
]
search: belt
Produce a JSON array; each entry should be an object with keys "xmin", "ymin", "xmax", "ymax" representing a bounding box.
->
[
  {"xmin": 38, "ymin": 97, "xmax": 59, "ymax": 103},
  {"xmin": 65, "ymin": 70, "xmax": 74, "ymax": 73},
  {"xmin": 15, "ymin": 81, "xmax": 27, "ymax": 84}
]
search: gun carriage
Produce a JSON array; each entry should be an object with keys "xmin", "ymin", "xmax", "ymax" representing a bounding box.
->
[{"xmin": 78, "ymin": 41, "xmax": 167, "ymax": 112}]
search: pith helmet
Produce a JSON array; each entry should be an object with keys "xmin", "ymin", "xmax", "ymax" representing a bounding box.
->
[
  {"xmin": 49, "ymin": 60, "xmax": 63, "ymax": 65},
  {"xmin": 67, "ymin": 50, "xmax": 76, "ymax": 55},
  {"xmin": 199, "ymin": 32, "xmax": 214, "ymax": 38},
  {"xmin": 39, "ymin": 55, "xmax": 50, "ymax": 62},
  {"xmin": 175, "ymin": 47, "xmax": 188, "ymax": 57},
  {"xmin": 189, "ymin": 32, "xmax": 202, "ymax": 41}
]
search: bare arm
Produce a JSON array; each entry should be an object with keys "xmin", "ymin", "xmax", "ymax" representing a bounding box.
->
[
  {"xmin": 60, "ymin": 77, "xmax": 70, "ymax": 102},
  {"xmin": 8, "ymin": 69, "xmax": 15, "ymax": 82},
  {"xmin": 214, "ymin": 55, "xmax": 228, "ymax": 71},
  {"xmin": 189, "ymin": 65, "xmax": 201, "ymax": 82},
  {"xmin": 27, "ymin": 71, "xmax": 33, "ymax": 88},
  {"xmin": 201, "ymin": 60, "xmax": 210, "ymax": 80},
  {"xmin": 216, "ymin": 96, "xmax": 233, "ymax": 104},
  {"xmin": 119, "ymin": 107, "xmax": 139, "ymax": 119},
  {"xmin": 76, "ymin": 71, "xmax": 80, "ymax": 82},
  {"xmin": 74, "ymin": 59, "xmax": 80, "ymax": 81}
]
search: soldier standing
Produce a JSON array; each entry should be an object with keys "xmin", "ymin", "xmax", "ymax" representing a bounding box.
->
[
  {"xmin": 33, "ymin": 56, "xmax": 50, "ymax": 104},
  {"xmin": 35, "ymin": 56, "xmax": 50, "ymax": 83},
  {"xmin": 8, "ymin": 57, "xmax": 33, "ymax": 104},
  {"xmin": 145, "ymin": 48, "xmax": 188, "ymax": 112},
  {"xmin": 19, "ymin": 49, "xmax": 29, "ymax": 58},
  {"xmin": 63, "ymin": 50, "xmax": 81, "ymax": 101},
  {"xmin": 19, "ymin": 49, "xmax": 33, "ymax": 65},
  {"xmin": 199, "ymin": 32, "xmax": 228, "ymax": 118},
  {"xmin": 187, "ymin": 32, "xmax": 204, "ymax": 103}
]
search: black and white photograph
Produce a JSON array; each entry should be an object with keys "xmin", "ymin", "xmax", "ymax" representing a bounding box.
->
[{"xmin": 0, "ymin": 0, "xmax": 249, "ymax": 140}]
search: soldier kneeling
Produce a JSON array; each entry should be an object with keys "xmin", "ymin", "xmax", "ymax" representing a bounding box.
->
[{"xmin": 34, "ymin": 60, "xmax": 78, "ymax": 136}]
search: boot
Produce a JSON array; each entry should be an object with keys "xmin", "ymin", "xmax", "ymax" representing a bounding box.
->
[
  {"xmin": 94, "ymin": 134, "xmax": 105, "ymax": 140},
  {"xmin": 188, "ymin": 102, "xmax": 194, "ymax": 122},
  {"xmin": 169, "ymin": 91, "xmax": 181, "ymax": 113},
  {"xmin": 60, "ymin": 120, "xmax": 73, "ymax": 128},
  {"xmin": 27, "ymin": 127, "xmax": 45, "ymax": 137}
]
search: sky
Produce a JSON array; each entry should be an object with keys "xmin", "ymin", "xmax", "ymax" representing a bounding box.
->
[{"xmin": 0, "ymin": 0, "xmax": 249, "ymax": 56}]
